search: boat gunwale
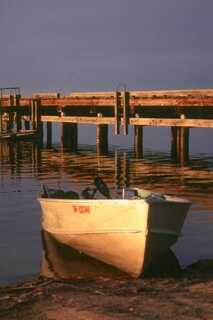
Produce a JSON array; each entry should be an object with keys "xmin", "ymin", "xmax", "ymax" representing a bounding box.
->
[
  {"xmin": 44, "ymin": 227, "xmax": 181, "ymax": 237},
  {"xmin": 38, "ymin": 196, "xmax": 191, "ymax": 205}
]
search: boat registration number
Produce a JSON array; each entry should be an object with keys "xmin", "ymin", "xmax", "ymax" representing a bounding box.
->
[{"xmin": 72, "ymin": 205, "xmax": 90, "ymax": 214}]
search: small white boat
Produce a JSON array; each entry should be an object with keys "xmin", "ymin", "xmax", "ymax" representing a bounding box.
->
[{"xmin": 38, "ymin": 187, "xmax": 191, "ymax": 278}]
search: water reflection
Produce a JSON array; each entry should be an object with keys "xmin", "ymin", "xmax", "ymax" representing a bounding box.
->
[
  {"xmin": 41, "ymin": 230, "xmax": 181, "ymax": 279},
  {"xmin": 1, "ymin": 141, "xmax": 213, "ymax": 284},
  {"xmin": 1, "ymin": 141, "xmax": 213, "ymax": 205},
  {"xmin": 41, "ymin": 230, "xmax": 127, "ymax": 279}
]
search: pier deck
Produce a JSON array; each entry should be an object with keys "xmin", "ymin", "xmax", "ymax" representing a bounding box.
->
[{"xmin": 1, "ymin": 87, "xmax": 213, "ymax": 163}]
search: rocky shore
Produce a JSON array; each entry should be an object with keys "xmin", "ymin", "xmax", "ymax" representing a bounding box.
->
[{"xmin": 1, "ymin": 259, "xmax": 213, "ymax": 320}]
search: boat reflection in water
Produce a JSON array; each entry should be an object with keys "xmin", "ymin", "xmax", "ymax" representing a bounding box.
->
[
  {"xmin": 41, "ymin": 229, "xmax": 181, "ymax": 279},
  {"xmin": 41, "ymin": 229, "xmax": 128, "ymax": 279}
]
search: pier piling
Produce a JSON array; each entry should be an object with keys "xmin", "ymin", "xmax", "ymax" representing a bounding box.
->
[
  {"xmin": 134, "ymin": 125, "xmax": 143, "ymax": 158},
  {"xmin": 61, "ymin": 123, "xmax": 78, "ymax": 151},
  {"xmin": 114, "ymin": 91, "xmax": 121, "ymax": 135},
  {"xmin": 46, "ymin": 122, "xmax": 52, "ymax": 148},
  {"xmin": 15, "ymin": 95, "xmax": 22, "ymax": 132},
  {"xmin": 123, "ymin": 91, "xmax": 130, "ymax": 135},
  {"xmin": 96, "ymin": 124, "xmax": 108, "ymax": 154},
  {"xmin": 171, "ymin": 127, "xmax": 190, "ymax": 164}
]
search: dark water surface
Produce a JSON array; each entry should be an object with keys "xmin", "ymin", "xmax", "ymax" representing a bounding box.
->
[{"xmin": 1, "ymin": 140, "xmax": 213, "ymax": 285}]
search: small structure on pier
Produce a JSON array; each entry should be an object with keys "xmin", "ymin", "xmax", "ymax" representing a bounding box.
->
[{"xmin": 0, "ymin": 87, "xmax": 38, "ymax": 142}]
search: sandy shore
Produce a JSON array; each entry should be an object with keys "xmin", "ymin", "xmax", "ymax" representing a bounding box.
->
[{"xmin": 1, "ymin": 259, "xmax": 213, "ymax": 320}]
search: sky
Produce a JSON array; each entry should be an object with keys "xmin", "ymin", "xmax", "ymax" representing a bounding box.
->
[{"xmin": 1, "ymin": 0, "xmax": 213, "ymax": 95}]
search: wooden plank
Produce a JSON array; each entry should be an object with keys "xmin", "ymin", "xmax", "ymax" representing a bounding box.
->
[
  {"xmin": 130, "ymin": 97, "xmax": 213, "ymax": 107},
  {"xmin": 129, "ymin": 117, "xmax": 213, "ymax": 128},
  {"xmin": 41, "ymin": 115, "xmax": 115, "ymax": 124},
  {"xmin": 2, "ymin": 93, "xmax": 213, "ymax": 108},
  {"xmin": 32, "ymin": 92, "xmax": 60, "ymax": 98},
  {"xmin": 69, "ymin": 91, "xmax": 115, "ymax": 97},
  {"xmin": 130, "ymin": 88, "xmax": 213, "ymax": 97},
  {"xmin": 41, "ymin": 97, "xmax": 115, "ymax": 107},
  {"xmin": 0, "ymin": 97, "xmax": 31, "ymax": 108}
]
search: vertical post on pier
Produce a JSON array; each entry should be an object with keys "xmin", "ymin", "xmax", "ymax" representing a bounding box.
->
[
  {"xmin": 46, "ymin": 122, "xmax": 52, "ymax": 148},
  {"xmin": 31, "ymin": 100, "xmax": 36, "ymax": 130},
  {"xmin": 0, "ymin": 91, "xmax": 2, "ymax": 135},
  {"xmin": 8, "ymin": 113, "xmax": 14, "ymax": 131},
  {"xmin": 24, "ymin": 117, "xmax": 30, "ymax": 130},
  {"xmin": 36, "ymin": 99, "xmax": 43, "ymax": 144},
  {"xmin": 171, "ymin": 127, "xmax": 178, "ymax": 159},
  {"xmin": 134, "ymin": 125, "xmax": 143, "ymax": 158},
  {"xmin": 96, "ymin": 124, "xmax": 108, "ymax": 155},
  {"xmin": 15, "ymin": 95, "xmax": 22, "ymax": 132},
  {"xmin": 0, "ymin": 110, "xmax": 2, "ymax": 135},
  {"xmin": 61, "ymin": 123, "xmax": 78, "ymax": 151},
  {"xmin": 8, "ymin": 95, "xmax": 14, "ymax": 132},
  {"xmin": 114, "ymin": 91, "xmax": 121, "ymax": 135},
  {"xmin": 7, "ymin": 95, "xmax": 14, "ymax": 132},
  {"xmin": 61, "ymin": 123, "xmax": 67, "ymax": 147},
  {"xmin": 179, "ymin": 127, "xmax": 189, "ymax": 165},
  {"xmin": 171, "ymin": 126, "xmax": 189, "ymax": 164},
  {"xmin": 123, "ymin": 91, "xmax": 130, "ymax": 135}
]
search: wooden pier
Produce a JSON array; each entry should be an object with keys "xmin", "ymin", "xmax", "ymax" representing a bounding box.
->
[{"xmin": 1, "ymin": 87, "xmax": 213, "ymax": 163}]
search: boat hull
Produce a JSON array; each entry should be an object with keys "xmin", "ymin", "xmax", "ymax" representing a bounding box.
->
[{"xmin": 38, "ymin": 197, "xmax": 190, "ymax": 278}]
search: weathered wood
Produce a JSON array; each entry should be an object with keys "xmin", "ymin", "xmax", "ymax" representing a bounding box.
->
[
  {"xmin": 31, "ymin": 100, "xmax": 35, "ymax": 129},
  {"xmin": 123, "ymin": 91, "xmax": 130, "ymax": 135},
  {"xmin": 37, "ymin": 100, "xmax": 43, "ymax": 144},
  {"xmin": 2, "ymin": 88, "xmax": 213, "ymax": 166},
  {"xmin": 2, "ymin": 89, "xmax": 213, "ymax": 109},
  {"xmin": 41, "ymin": 116, "xmax": 115, "ymax": 124},
  {"xmin": 134, "ymin": 126, "xmax": 143, "ymax": 158},
  {"xmin": 41, "ymin": 116, "xmax": 213, "ymax": 128},
  {"xmin": 130, "ymin": 97, "xmax": 213, "ymax": 107},
  {"xmin": 46, "ymin": 122, "xmax": 52, "ymax": 148},
  {"xmin": 130, "ymin": 118, "xmax": 213, "ymax": 128},
  {"xmin": 96, "ymin": 124, "xmax": 108, "ymax": 154},
  {"xmin": 7, "ymin": 112, "xmax": 14, "ymax": 131},
  {"xmin": 0, "ymin": 110, "xmax": 2, "ymax": 134},
  {"xmin": 16, "ymin": 113, "xmax": 22, "ymax": 132},
  {"xmin": 24, "ymin": 118, "xmax": 30, "ymax": 130},
  {"xmin": 130, "ymin": 88, "xmax": 213, "ymax": 97},
  {"xmin": 61, "ymin": 123, "xmax": 78, "ymax": 151},
  {"xmin": 70, "ymin": 91, "xmax": 115, "ymax": 97},
  {"xmin": 114, "ymin": 91, "xmax": 121, "ymax": 134},
  {"xmin": 32, "ymin": 92, "xmax": 60, "ymax": 98},
  {"xmin": 171, "ymin": 127, "xmax": 189, "ymax": 164}
]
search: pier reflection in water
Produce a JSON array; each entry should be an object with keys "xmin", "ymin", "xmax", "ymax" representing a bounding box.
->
[{"xmin": 1, "ymin": 141, "xmax": 213, "ymax": 283}]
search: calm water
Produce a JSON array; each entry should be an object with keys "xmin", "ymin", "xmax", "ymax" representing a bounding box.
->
[{"xmin": 1, "ymin": 132, "xmax": 213, "ymax": 285}]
